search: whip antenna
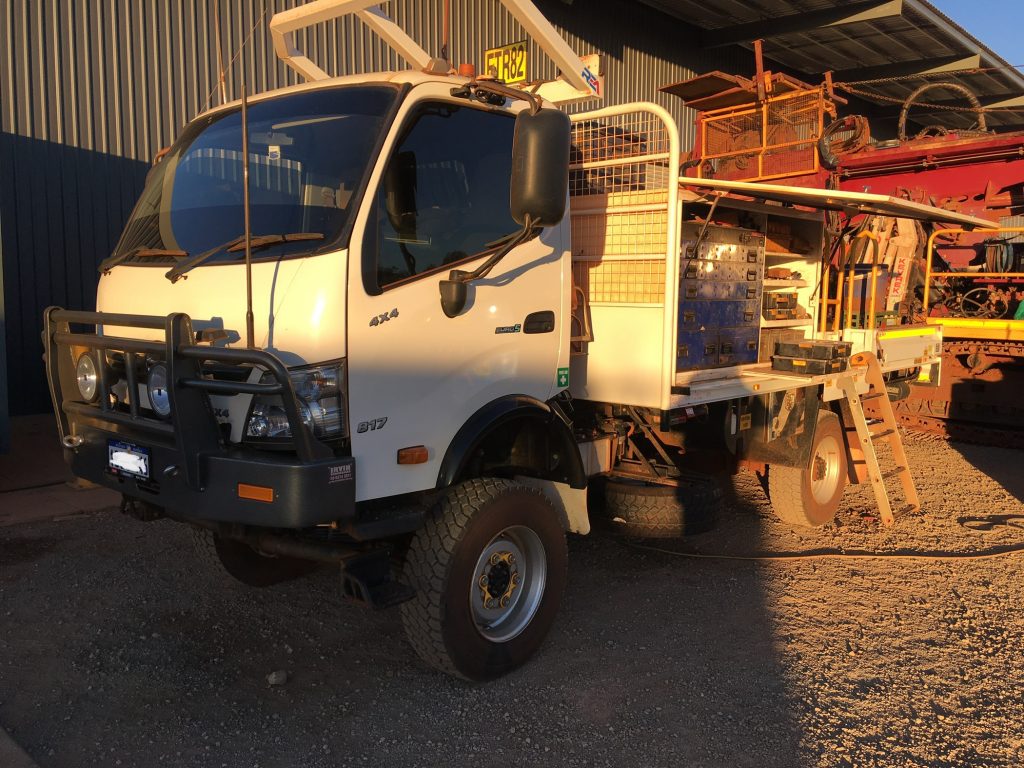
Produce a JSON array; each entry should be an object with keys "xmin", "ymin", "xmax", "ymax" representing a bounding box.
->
[
  {"xmin": 213, "ymin": 0, "xmax": 227, "ymax": 104},
  {"xmin": 240, "ymin": 55, "xmax": 255, "ymax": 349}
]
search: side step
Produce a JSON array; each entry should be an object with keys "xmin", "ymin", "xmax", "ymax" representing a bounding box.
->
[
  {"xmin": 837, "ymin": 351, "xmax": 920, "ymax": 526},
  {"xmin": 341, "ymin": 552, "xmax": 415, "ymax": 609}
]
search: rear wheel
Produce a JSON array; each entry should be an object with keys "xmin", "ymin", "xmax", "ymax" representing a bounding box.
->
[
  {"xmin": 400, "ymin": 478, "xmax": 567, "ymax": 680},
  {"xmin": 768, "ymin": 410, "xmax": 847, "ymax": 527},
  {"xmin": 191, "ymin": 527, "xmax": 318, "ymax": 587}
]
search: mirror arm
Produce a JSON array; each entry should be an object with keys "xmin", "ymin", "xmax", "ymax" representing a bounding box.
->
[
  {"xmin": 462, "ymin": 215, "xmax": 537, "ymax": 282},
  {"xmin": 439, "ymin": 216, "xmax": 538, "ymax": 318}
]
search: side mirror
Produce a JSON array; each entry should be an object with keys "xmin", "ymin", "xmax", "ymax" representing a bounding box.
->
[
  {"xmin": 510, "ymin": 108, "xmax": 571, "ymax": 226},
  {"xmin": 439, "ymin": 273, "xmax": 469, "ymax": 319}
]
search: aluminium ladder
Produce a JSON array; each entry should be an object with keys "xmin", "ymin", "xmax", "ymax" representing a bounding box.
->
[{"xmin": 837, "ymin": 351, "xmax": 920, "ymax": 526}]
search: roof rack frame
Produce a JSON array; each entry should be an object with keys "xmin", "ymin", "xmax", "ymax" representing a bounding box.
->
[{"xmin": 269, "ymin": 0, "xmax": 603, "ymax": 103}]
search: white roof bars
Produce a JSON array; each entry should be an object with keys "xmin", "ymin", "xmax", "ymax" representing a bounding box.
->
[
  {"xmin": 269, "ymin": 0, "xmax": 603, "ymax": 104},
  {"xmin": 270, "ymin": 0, "xmax": 433, "ymax": 82}
]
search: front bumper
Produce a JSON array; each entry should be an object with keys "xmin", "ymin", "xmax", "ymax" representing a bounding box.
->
[{"xmin": 44, "ymin": 308, "xmax": 355, "ymax": 528}]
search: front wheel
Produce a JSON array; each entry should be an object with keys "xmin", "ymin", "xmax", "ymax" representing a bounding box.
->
[
  {"xmin": 191, "ymin": 528, "xmax": 318, "ymax": 587},
  {"xmin": 400, "ymin": 478, "xmax": 568, "ymax": 680},
  {"xmin": 767, "ymin": 410, "xmax": 848, "ymax": 527}
]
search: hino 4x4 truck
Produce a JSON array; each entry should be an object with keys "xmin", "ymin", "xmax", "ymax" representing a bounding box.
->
[{"xmin": 42, "ymin": 0, "xmax": 996, "ymax": 679}]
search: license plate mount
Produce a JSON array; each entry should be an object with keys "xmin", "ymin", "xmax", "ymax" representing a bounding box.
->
[{"xmin": 108, "ymin": 440, "xmax": 151, "ymax": 480}]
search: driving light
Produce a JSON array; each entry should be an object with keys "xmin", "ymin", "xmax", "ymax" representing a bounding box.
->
[
  {"xmin": 245, "ymin": 361, "xmax": 347, "ymax": 442},
  {"xmin": 76, "ymin": 353, "xmax": 99, "ymax": 402},
  {"xmin": 147, "ymin": 363, "xmax": 171, "ymax": 418}
]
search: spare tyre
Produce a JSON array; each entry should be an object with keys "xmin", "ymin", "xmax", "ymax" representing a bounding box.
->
[{"xmin": 594, "ymin": 474, "xmax": 723, "ymax": 538}]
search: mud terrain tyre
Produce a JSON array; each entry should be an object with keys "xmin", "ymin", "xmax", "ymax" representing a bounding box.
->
[
  {"xmin": 768, "ymin": 409, "xmax": 848, "ymax": 527},
  {"xmin": 191, "ymin": 527, "xmax": 318, "ymax": 587},
  {"xmin": 400, "ymin": 478, "xmax": 568, "ymax": 681},
  {"xmin": 598, "ymin": 475, "xmax": 723, "ymax": 538}
]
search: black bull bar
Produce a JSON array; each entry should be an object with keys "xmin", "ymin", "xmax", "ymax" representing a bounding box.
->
[{"xmin": 42, "ymin": 307, "xmax": 355, "ymax": 527}]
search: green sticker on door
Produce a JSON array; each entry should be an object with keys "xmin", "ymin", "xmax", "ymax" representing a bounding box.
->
[{"xmin": 557, "ymin": 367, "xmax": 570, "ymax": 388}]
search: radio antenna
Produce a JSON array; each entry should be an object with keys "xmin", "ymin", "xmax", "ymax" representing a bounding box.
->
[
  {"xmin": 240, "ymin": 55, "xmax": 256, "ymax": 349},
  {"xmin": 213, "ymin": 0, "xmax": 227, "ymax": 104},
  {"xmin": 441, "ymin": 0, "xmax": 450, "ymax": 62}
]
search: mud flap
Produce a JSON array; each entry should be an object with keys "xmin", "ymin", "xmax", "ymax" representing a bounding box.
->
[{"xmin": 736, "ymin": 385, "xmax": 821, "ymax": 469}]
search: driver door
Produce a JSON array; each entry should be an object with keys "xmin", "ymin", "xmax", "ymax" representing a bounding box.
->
[{"xmin": 346, "ymin": 90, "xmax": 569, "ymax": 502}]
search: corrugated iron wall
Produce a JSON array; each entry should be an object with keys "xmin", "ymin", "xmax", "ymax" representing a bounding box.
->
[{"xmin": 0, "ymin": 0, "xmax": 747, "ymax": 417}]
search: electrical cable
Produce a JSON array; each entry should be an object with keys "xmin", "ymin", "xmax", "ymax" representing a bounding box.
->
[
  {"xmin": 621, "ymin": 538, "xmax": 1024, "ymax": 563},
  {"xmin": 201, "ymin": 7, "xmax": 268, "ymax": 112}
]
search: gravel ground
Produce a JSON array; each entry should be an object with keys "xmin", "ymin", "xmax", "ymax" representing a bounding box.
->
[{"xmin": 2, "ymin": 436, "xmax": 1023, "ymax": 768}]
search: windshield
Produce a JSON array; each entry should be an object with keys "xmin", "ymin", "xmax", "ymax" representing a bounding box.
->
[{"xmin": 113, "ymin": 85, "xmax": 398, "ymax": 266}]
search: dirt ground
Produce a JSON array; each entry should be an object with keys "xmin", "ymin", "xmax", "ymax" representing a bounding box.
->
[{"xmin": 2, "ymin": 436, "xmax": 1024, "ymax": 768}]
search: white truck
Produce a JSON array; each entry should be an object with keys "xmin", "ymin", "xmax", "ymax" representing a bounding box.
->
[{"xmin": 43, "ymin": 0, "xmax": 996, "ymax": 679}]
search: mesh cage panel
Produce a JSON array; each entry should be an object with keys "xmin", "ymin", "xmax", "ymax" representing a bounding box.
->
[
  {"xmin": 573, "ymin": 259, "xmax": 666, "ymax": 304},
  {"xmin": 570, "ymin": 111, "xmax": 671, "ymax": 199},
  {"xmin": 763, "ymin": 91, "xmax": 819, "ymax": 178},
  {"xmin": 700, "ymin": 89, "xmax": 823, "ymax": 182},
  {"xmin": 571, "ymin": 204, "xmax": 669, "ymax": 258},
  {"xmin": 569, "ymin": 108, "xmax": 673, "ymax": 306},
  {"xmin": 703, "ymin": 108, "xmax": 761, "ymax": 181}
]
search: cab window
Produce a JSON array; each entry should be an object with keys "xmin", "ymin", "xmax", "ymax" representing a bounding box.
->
[{"xmin": 374, "ymin": 102, "xmax": 518, "ymax": 288}]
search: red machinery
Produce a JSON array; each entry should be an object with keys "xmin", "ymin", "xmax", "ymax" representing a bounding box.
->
[{"xmin": 664, "ymin": 63, "xmax": 1024, "ymax": 446}]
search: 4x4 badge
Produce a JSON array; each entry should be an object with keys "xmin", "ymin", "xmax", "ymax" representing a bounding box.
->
[{"xmin": 369, "ymin": 308, "xmax": 399, "ymax": 327}]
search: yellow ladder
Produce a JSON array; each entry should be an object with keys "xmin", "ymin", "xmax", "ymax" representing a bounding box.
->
[{"xmin": 837, "ymin": 351, "xmax": 920, "ymax": 526}]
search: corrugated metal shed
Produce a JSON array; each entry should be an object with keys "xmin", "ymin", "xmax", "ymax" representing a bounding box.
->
[{"xmin": 0, "ymin": 0, "xmax": 745, "ymax": 420}]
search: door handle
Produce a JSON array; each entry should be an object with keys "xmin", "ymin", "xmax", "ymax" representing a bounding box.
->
[{"xmin": 523, "ymin": 311, "xmax": 555, "ymax": 334}]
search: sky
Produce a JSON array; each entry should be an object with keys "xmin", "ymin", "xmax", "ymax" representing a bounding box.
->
[{"xmin": 930, "ymin": 0, "xmax": 1023, "ymax": 65}]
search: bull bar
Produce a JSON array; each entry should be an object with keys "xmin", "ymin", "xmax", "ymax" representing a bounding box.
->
[{"xmin": 42, "ymin": 307, "xmax": 356, "ymax": 528}]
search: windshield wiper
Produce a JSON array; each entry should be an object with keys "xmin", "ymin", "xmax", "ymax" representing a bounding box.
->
[
  {"xmin": 226, "ymin": 232, "xmax": 324, "ymax": 252},
  {"xmin": 165, "ymin": 232, "xmax": 324, "ymax": 283},
  {"xmin": 98, "ymin": 247, "xmax": 188, "ymax": 274}
]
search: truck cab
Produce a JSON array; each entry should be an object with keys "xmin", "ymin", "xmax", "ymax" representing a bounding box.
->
[{"xmin": 92, "ymin": 73, "xmax": 573, "ymax": 506}]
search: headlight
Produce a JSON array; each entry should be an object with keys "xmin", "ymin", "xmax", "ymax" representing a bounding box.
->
[
  {"xmin": 76, "ymin": 353, "xmax": 99, "ymax": 402},
  {"xmin": 246, "ymin": 361, "xmax": 347, "ymax": 441},
  {"xmin": 147, "ymin": 363, "xmax": 171, "ymax": 418}
]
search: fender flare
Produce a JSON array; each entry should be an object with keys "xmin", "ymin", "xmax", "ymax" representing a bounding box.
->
[{"xmin": 437, "ymin": 395, "xmax": 587, "ymax": 491}]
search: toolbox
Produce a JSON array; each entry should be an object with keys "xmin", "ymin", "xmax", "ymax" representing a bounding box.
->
[
  {"xmin": 759, "ymin": 328, "xmax": 805, "ymax": 363},
  {"xmin": 677, "ymin": 223, "xmax": 764, "ymax": 371},
  {"xmin": 763, "ymin": 291, "xmax": 798, "ymax": 309},
  {"xmin": 774, "ymin": 339, "xmax": 853, "ymax": 360},
  {"xmin": 771, "ymin": 355, "xmax": 848, "ymax": 375}
]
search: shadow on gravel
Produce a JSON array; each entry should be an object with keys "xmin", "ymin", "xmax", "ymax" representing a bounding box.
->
[
  {"xmin": 0, "ymin": 500, "xmax": 809, "ymax": 768},
  {"xmin": 567, "ymin": 474, "xmax": 809, "ymax": 766},
  {"xmin": 949, "ymin": 441, "xmax": 1024, "ymax": 503},
  {"xmin": 0, "ymin": 533, "xmax": 59, "ymax": 566}
]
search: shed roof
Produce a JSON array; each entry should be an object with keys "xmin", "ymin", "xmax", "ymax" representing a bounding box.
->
[{"xmin": 641, "ymin": 0, "xmax": 1024, "ymax": 130}]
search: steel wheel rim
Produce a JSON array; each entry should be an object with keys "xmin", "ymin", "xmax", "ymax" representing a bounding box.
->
[
  {"xmin": 469, "ymin": 525, "xmax": 547, "ymax": 643},
  {"xmin": 810, "ymin": 433, "xmax": 842, "ymax": 505}
]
